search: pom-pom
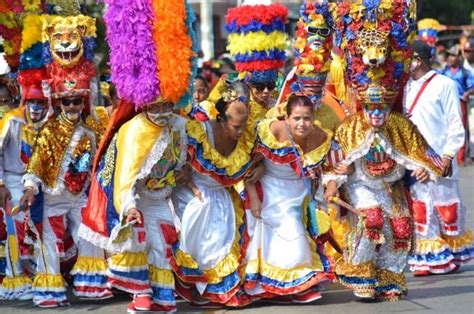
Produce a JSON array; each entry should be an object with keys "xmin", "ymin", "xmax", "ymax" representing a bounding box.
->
[
  {"xmin": 17, "ymin": 67, "xmax": 48, "ymax": 89},
  {"xmin": 226, "ymin": 3, "xmax": 287, "ymax": 83}
]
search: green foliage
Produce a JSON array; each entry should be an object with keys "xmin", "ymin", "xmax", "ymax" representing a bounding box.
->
[{"xmin": 419, "ymin": 0, "xmax": 474, "ymax": 25}]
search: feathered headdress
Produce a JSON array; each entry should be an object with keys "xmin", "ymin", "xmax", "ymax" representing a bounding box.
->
[
  {"xmin": 105, "ymin": 0, "xmax": 197, "ymax": 109},
  {"xmin": 294, "ymin": 0, "xmax": 334, "ymax": 84},
  {"xmin": 0, "ymin": 1, "xmax": 44, "ymax": 71},
  {"xmin": 17, "ymin": 67, "xmax": 48, "ymax": 101},
  {"xmin": 333, "ymin": 0, "xmax": 417, "ymax": 107},
  {"xmin": 417, "ymin": 18, "xmax": 441, "ymax": 48},
  {"xmin": 277, "ymin": 0, "xmax": 335, "ymax": 106},
  {"xmin": 225, "ymin": 3, "xmax": 288, "ymax": 84}
]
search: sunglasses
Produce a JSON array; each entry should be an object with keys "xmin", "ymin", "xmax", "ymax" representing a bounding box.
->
[
  {"xmin": 307, "ymin": 26, "xmax": 331, "ymax": 37},
  {"xmin": 364, "ymin": 103, "xmax": 390, "ymax": 111},
  {"xmin": 61, "ymin": 98, "xmax": 83, "ymax": 106},
  {"xmin": 253, "ymin": 82, "xmax": 276, "ymax": 92}
]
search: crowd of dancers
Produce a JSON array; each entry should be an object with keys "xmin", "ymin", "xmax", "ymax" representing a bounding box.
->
[{"xmin": 0, "ymin": 0, "xmax": 473, "ymax": 313}]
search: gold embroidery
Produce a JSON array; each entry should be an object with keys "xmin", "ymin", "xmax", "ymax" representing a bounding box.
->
[{"xmin": 98, "ymin": 136, "xmax": 117, "ymax": 186}]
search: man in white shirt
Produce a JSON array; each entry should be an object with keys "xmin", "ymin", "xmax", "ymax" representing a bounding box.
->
[{"xmin": 404, "ymin": 40, "xmax": 474, "ymax": 276}]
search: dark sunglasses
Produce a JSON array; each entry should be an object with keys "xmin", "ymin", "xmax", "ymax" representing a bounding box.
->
[
  {"xmin": 307, "ymin": 26, "xmax": 331, "ymax": 37},
  {"xmin": 253, "ymin": 82, "xmax": 276, "ymax": 92},
  {"xmin": 61, "ymin": 98, "xmax": 83, "ymax": 106},
  {"xmin": 364, "ymin": 103, "xmax": 390, "ymax": 111}
]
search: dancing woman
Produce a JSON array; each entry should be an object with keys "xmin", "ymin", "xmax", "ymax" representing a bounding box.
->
[
  {"xmin": 170, "ymin": 82, "xmax": 256, "ymax": 307},
  {"xmin": 243, "ymin": 94, "xmax": 334, "ymax": 303}
]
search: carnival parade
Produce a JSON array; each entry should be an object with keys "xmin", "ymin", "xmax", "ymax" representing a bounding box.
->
[{"xmin": 0, "ymin": 0, "xmax": 473, "ymax": 313}]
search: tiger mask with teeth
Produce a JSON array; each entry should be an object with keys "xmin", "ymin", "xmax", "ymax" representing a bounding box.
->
[
  {"xmin": 44, "ymin": 15, "xmax": 96, "ymax": 68},
  {"xmin": 356, "ymin": 28, "xmax": 389, "ymax": 68}
]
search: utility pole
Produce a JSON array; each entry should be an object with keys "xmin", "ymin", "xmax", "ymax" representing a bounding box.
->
[{"xmin": 200, "ymin": 0, "xmax": 214, "ymax": 61}]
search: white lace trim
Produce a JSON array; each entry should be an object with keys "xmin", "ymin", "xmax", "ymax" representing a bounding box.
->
[
  {"xmin": 321, "ymin": 172, "xmax": 347, "ymax": 188},
  {"xmin": 78, "ymin": 223, "xmax": 110, "ymax": 250},
  {"xmin": 22, "ymin": 125, "xmax": 96, "ymax": 198},
  {"xmin": 136, "ymin": 183, "xmax": 172, "ymax": 201},
  {"xmin": 341, "ymin": 129, "xmax": 375, "ymax": 166},
  {"xmin": 127, "ymin": 116, "xmax": 188, "ymax": 205},
  {"xmin": 341, "ymin": 131, "xmax": 438, "ymax": 188},
  {"xmin": 377, "ymin": 132, "xmax": 438, "ymax": 181}
]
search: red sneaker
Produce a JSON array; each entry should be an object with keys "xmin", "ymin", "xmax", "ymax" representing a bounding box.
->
[
  {"xmin": 36, "ymin": 300, "xmax": 60, "ymax": 308},
  {"xmin": 448, "ymin": 265, "xmax": 461, "ymax": 274},
  {"xmin": 414, "ymin": 270, "xmax": 431, "ymax": 277},
  {"xmin": 149, "ymin": 303, "xmax": 177, "ymax": 312},
  {"xmin": 133, "ymin": 294, "xmax": 152, "ymax": 311},
  {"xmin": 127, "ymin": 302, "xmax": 136, "ymax": 313},
  {"xmin": 292, "ymin": 290, "xmax": 322, "ymax": 304}
]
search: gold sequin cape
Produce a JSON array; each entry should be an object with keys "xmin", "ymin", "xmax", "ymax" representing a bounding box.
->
[
  {"xmin": 80, "ymin": 113, "xmax": 186, "ymax": 251},
  {"xmin": 23, "ymin": 115, "xmax": 98, "ymax": 196},
  {"xmin": 335, "ymin": 111, "xmax": 442, "ymax": 179}
]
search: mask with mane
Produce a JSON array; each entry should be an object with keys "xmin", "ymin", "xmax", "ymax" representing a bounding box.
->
[{"xmin": 43, "ymin": 15, "xmax": 96, "ymax": 68}]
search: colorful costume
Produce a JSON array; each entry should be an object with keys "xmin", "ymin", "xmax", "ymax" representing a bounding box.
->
[
  {"xmin": 0, "ymin": 70, "xmax": 50, "ymax": 300},
  {"xmin": 242, "ymin": 119, "xmax": 333, "ymax": 301},
  {"xmin": 79, "ymin": 0, "xmax": 197, "ymax": 312},
  {"xmin": 404, "ymin": 69, "xmax": 474, "ymax": 274},
  {"xmin": 82, "ymin": 113, "xmax": 188, "ymax": 312},
  {"xmin": 225, "ymin": 2, "xmax": 288, "ymax": 121},
  {"xmin": 170, "ymin": 119, "xmax": 255, "ymax": 306},
  {"xmin": 20, "ymin": 8, "xmax": 111, "ymax": 306},
  {"xmin": 269, "ymin": 0, "xmax": 344, "ymax": 126},
  {"xmin": 328, "ymin": 0, "xmax": 442, "ymax": 301},
  {"xmin": 329, "ymin": 108, "xmax": 442, "ymax": 300}
]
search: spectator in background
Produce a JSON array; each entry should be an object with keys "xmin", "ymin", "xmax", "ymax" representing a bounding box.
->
[
  {"xmin": 0, "ymin": 78, "xmax": 19, "ymax": 120},
  {"xmin": 463, "ymin": 37, "xmax": 474, "ymax": 75},
  {"xmin": 217, "ymin": 56, "xmax": 235, "ymax": 75},
  {"xmin": 200, "ymin": 60, "xmax": 222, "ymax": 90},
  {"xmin": 440, "ymin": 45, "xmax": 474, "ymax": 166},
  {"xmin": 462, "ymin": 37, "xmax": 474, "ymax": 161},
  {"xmin": 193, "ymin": 75, "xmax": 209, "ymax": 104},
  {"xmin": 433, "ymin": 44, "xmax": 447, "ymax": 71}
]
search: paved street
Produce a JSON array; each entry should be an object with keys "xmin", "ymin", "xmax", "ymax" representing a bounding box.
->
[{"xmin": 1, "ymin": 165, "xmax": 473, "ymax": 313}]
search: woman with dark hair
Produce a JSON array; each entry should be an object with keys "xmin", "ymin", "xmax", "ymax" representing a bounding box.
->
[
  {"xmin": 193, "ymin": 75, "xmax": 209, "ymax": 104},
  {"xmin": 243, "ymin": 94, "xmax": 335, "ymax": 303},
  {"xmin": 170, "ymin": 82, "xmax": 257, "ymax": 307}
]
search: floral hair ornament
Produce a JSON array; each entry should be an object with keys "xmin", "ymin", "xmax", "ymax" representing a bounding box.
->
[{"xmin": 222, "ymin": 89, "xmax": 247, "ymax": 104}]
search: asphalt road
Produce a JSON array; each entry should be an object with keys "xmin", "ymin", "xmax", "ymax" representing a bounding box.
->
[{"xmin": 1, "ymin": 165, "xmax": 473, "ymax": 313}]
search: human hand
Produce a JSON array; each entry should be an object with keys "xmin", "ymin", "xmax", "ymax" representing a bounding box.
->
[{"xmin": 412, "ymin": 167, "xmax": 430, "ymax": 183}]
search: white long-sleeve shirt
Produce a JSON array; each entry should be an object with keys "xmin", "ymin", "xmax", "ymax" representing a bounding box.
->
[
  {"xmin": 403, "ymin": 70, "xmax": 465, "ymax": 176},
  {"xmin": 0, "ymin": 108, "xmax": 49, "ymax": 184},
  {"xmin": 0, "ymin": 111, "xmax": 27, "ymax": 183}
]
